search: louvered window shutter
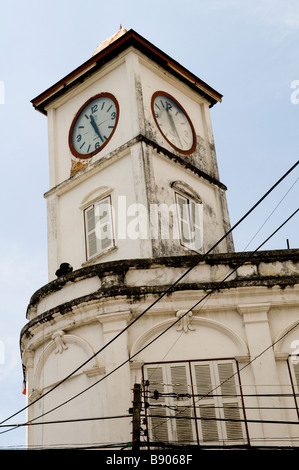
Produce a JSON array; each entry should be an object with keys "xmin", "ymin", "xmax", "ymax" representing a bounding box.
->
[
  {"xmin": 147, "ymin": 367, "xmax": 169, "ymax": 444},
  {"xmin": 170, "ymin": 365, "xmax": 194, "ymax": 444},
  {"xmin": 85, "ymin": 205, "xmax": 97, "ymax": 258},
  {"xmin": 175, "ymin": 193, "xmax": 202, "ymax": 252},
  {"xmin": 194, "ymin": 363, "xmax": 220, "ymax": 442},
  {"xmin": 217, "ymin": 361, "xmax": 245, "ymax": 442},
  {"xmin": 84, "ymin": 196, "xmax": 114, "ymax": 260},
  {"xmin": 145, "ymin": 360, "xmax": 246, "ymax": 447},
  {"xmin": 292, "ymin": 362, "xmax": 299, "ymax": 389},
  {"xmin": 189, "ymin": 199, "xmax": 203, "ymax": 251},
  {"xmin": 95, "ymin": 197, "xmax": 113, "ymax": 251},
  {"xmin": 289, "ymin": 360, "xmax": 299, "ymax": 412},
  {"xmin": 176, "ymin": 194, "xmax": 191, "ymax": 246}
]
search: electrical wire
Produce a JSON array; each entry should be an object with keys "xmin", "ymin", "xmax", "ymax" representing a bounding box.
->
[
  {"xmin": 0, "ymin": 414, "xmax": 131, "ymax": 429},
  {"xmin": 1, "ymin": 160, "xmax": 298, "ymax": 437}
]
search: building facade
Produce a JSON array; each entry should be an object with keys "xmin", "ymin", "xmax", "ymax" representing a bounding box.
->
[{"xmin": 20, "ymin": 29, "xmax": 299, "ymax": 449}]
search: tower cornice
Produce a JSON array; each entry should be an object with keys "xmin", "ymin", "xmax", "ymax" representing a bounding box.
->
[{"xmin": 31, "ymin": 29, "xmax": 222, "ymax": 115}]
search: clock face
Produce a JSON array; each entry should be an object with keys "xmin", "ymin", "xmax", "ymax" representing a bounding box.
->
[
  {"xmin": 69, "ymin": 93, "xmax": 119, "ymax": 159},
  {"xmin": 151, "ymin": 92, "xmax": 196, "ymax": 154}
]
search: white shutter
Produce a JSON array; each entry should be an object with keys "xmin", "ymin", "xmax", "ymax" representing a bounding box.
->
[
  {"xmin": 292, "ymin": 362, "xmax": 299, "ymax": 389},
  {"xmin": 189, "ymin": 200, "xmax": 203, "ymax": 251},
  {"xmin": 289, "ymin": 361, "xmax": 299, "ymax": 410},
  {"xmin": 145, "ymin": 360, "xmax": 246, "ymax": 446},
  {"xmin": 84, "ymin": 196, "xmax": 114, "ymax": 260},
  {"xmin": 146, "ymin": 367, "xmax": 169, "ymax": 443},
  {"xmin": 95, "ymin": 197, "xmax": 114, "ymax": 252},
  {"xmin": 194, "ymin": 363, "xmax": 220, "ymax": 442},
  {"xmin": 170, "ymin": 365, "xmax": 194, "ymax": 444},
  {"xmin": 85, "ymin": 206, "xmax": 97, "ymax": 258},
  {"xmin": 175, "ymin": 193, "xmax": 202, "ymax": 252},
  {"xmin": 176, "ymin": 194, "xmax": 191, "ymax": 246},
  {"xmin": 217, "ymin": 361, "xmax": 245, "ymax": 442},
  {"xmin": 193, "ymin": 360, "xmax": 246, "ymax": 444}
]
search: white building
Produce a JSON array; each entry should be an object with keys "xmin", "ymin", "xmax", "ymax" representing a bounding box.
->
[{"xmin": 21, "ymin": 28, "xmax": 299, "ymax": 449}]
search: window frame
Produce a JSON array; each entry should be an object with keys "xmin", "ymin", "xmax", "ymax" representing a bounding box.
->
[
  {"xmin": 174, "ymin": 191, "xmax": 203, "ymax": 252},
  {"xmin": 143, "ymin": 358, "xmax": 248, "ymax": 447},
  {"xmin": 83, "ymin": 194, "xmax": 115, "ymax": 261}
]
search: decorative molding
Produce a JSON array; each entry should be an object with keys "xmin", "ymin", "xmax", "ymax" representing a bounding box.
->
[
  {"xmin": 52, "ymin": 330, "xmax": 68, "ymax": 354},
  {"xmin": 170, "ymin": 181, "xmax": 202, "ymax": 203},
  {"xmin": 273, "ymin": 320, "xmax": 299, "ymax": 354},
  {"xmin": 176, "ymin": 310, "xmax": 196, "ymax": 333},
  {"xmin": 274, "ymin": 352, "xmax": 289, "ymax": 361},
  {"xmin": 32, "ymin": 332, "xmax": 103, "ymax": 396},
  {"xmin": 80, "ymin": 185, "xmax": 113, "ymax": 209},
  {"xmin": 237, "ymin": 303, "xmax": 271, "ymax": 325}
]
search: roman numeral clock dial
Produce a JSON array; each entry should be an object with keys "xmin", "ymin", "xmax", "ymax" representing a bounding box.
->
[
  {"xmin": 69, "ymin": 93, "xmax": 119, "ymax": 159},
  {"xmin": 151, "ymin": 92, "xmax": 196, "ymax": 154}
]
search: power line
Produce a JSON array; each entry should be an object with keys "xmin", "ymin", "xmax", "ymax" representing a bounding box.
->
[
  {"xmin": 0, "ymin": 414, "xmax": 131, "ymax": 430},
  {"xmin": 1, "ymin": 161, "xmax": 298, "ymax": 431}
]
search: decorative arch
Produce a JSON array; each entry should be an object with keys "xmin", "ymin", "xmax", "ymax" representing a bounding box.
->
[
  {"xmin": 170, "ymin": 181, "xmax": 202, "ymax": 203},
  {"xmin": 273, "ymin": 319, "xmax": 299, "ymax": 355},
  {"xmin": 130, "ymin": 314, "xmax": 248, "ymax": 362},
  {"xmin": 80, "ymin": 185, "xmax": 113, "ymax": 209},
  {"xmin": 32, "ymin": 330, "xmax": 104, "ymax": 398}
]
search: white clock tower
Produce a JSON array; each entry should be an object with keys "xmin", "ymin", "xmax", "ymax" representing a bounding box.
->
[{"xmin": 21, "ymin": 28, "xmax": 238, "ymax": 449}]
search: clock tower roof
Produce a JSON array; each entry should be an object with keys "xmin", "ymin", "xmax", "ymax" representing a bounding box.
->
[
  {"xmin": 91, "ymin": 26, "xmax": 128, "ymax": 56},
  {"xmin": 31, "ymin": 29, "xmax": 222, "ymax": 115}
]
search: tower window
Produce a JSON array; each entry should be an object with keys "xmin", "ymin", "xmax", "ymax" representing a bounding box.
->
[
  {"xmin": 84, "ymin": 195, "xmax": 114, "ymax": 260},
  {"xmin": 175, "ymin": 192, "xmax": 203, "ymax": 252}
]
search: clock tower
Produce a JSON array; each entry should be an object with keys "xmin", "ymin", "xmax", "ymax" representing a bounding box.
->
[
  {"xmin": 21, "ymin": 29, "xmax": 237, "ymax": 449},
  {"xmin": 31, "ymin": 27, "xmax": 233, "ymax": 281}
]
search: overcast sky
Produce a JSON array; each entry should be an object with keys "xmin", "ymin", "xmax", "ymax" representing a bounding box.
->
[{"xmin": 0, "ymin": 0, "xmax": 298, "ymax": 449}]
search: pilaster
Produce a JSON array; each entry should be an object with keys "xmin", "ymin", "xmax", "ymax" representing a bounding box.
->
[{"xmin": 238, "ymin": 303, "xmax": 290, "ymax": 445}]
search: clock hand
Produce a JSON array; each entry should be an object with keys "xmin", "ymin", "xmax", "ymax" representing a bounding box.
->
[
  {"xmin": 89, "ymin": 114, "xmax": 103, "ymax": 142},
  {"xmin": 165, "ymin": 107, "xmax": 183, "ymax": 147}
]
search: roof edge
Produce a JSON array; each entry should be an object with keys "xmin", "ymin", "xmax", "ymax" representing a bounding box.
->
[{"xmin": 31, "ymin": 29, "xmax": 222, "ymax": 115}]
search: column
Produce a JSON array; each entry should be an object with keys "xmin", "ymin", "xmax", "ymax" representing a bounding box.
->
[
  {"xmin": 238, "ymin": 303, "xmax": 290, "ymax": 446},
  {"xmin": 97, "ymin": 311, "xmax": 132, "ymax": 445}
]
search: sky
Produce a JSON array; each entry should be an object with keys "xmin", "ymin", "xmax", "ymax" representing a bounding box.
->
[{"xmin": 0, "ymin": 0, "xmax": 298, "ymax": 449}]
